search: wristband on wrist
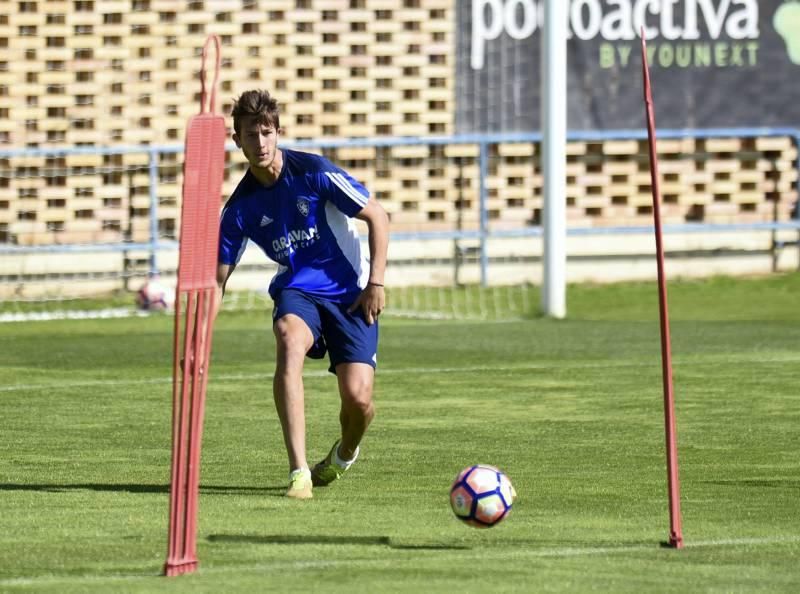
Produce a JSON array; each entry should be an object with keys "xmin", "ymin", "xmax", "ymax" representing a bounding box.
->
[{"xmin": 367, "ymin": 281, "xmax": 384, "ymax": 287}]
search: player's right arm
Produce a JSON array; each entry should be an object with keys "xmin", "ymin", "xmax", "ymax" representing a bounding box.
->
[
  {"xmin": 181, "ymin": 259, "xmax": 234, "ymax": 375},
  {"xmin": 180, "ymin": 202, "xmax": 243, "ymax": 375},
  {"xmin": 212, "ymin": 262, "xmax": 235, "ymax": 321},
  {"xmin": 216, "ymin": 196, "xmax": 247, "ymax": 319},
  {"xmin": 217, "ymin": 262, "xmax": 235, "ymax": 295}
]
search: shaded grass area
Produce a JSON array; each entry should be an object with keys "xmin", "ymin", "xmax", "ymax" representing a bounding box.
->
[{"xmin": 0, "ymin": 275, "xmax": 798, "ymax": 592}]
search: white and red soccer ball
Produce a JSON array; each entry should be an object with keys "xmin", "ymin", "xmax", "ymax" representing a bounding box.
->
[
  {"xmin": 135, "ymin": 278, "xmax": 175, "ymax": 311},
  {"xmin": 450, "ymin": 464, "xmax": 515, "ymax": 528}
]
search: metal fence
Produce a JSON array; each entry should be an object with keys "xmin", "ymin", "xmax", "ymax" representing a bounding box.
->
[{"xmin": 1, "ymin": 128, "xmax": 799, "ymax": 299}]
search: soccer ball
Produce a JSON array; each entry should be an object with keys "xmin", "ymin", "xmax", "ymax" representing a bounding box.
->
[
  {"xmin": 450, "ymin": 464, "xmax": 515, "ymax": 528},
  {"xmin": 135, "ymin": 278, "xmax": 175, "ymax": 311}
]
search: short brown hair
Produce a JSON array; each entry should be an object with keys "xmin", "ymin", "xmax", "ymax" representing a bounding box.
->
[{"xmin": 231, "ymin": 89, "xmax": 280, "ymax": 135}]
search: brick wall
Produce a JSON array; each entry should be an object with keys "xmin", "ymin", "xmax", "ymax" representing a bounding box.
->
[{"xmin": 0, "ymin": 0, "xmax": 796, "ymax": 246}]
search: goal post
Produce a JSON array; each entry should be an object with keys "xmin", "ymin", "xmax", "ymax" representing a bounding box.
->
[{"xmin": 541, "ymin": 0, "xmax": 568, "ymax": 319}]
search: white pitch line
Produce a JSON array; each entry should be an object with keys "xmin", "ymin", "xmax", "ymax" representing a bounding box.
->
[
  {"xmin": 0, "ymin": 536, "xmax": 797, "ymax": 587},
  {"xmin": 686, "ymin": 536, "xmax": 800, "ymax": 548},
  {"xmin": 500, "ymin": 535, "xmax": 800, "ymax": 559},
  {"xmin": 2, "ymin": 355, "xmax": 800, "ymax": 394}
]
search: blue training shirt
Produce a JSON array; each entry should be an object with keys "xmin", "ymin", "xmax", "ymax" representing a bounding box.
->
[{"xmin": 218, "ymin": 148, "xmax": 370, "ymax": 303}]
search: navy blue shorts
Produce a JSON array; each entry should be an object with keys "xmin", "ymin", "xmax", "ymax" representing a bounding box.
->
[{"xmin": 272, "ymin": 288, "xmax": 379, "ymax": 374}]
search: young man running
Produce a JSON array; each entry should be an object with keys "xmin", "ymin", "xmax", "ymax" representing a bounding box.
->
[{"xmin": 217, "ymin": 89, "xmax": 389, "ymax": 499}]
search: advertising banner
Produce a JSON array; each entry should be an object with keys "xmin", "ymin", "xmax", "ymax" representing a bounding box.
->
[{"xmin": 456, "ymin": 0, "xmax": 800, "ymax": 132}]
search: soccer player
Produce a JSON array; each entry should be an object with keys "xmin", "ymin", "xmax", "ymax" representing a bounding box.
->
[{"xmin": 217, "ymin": 90, "xmax": 389, "ymax": 499}]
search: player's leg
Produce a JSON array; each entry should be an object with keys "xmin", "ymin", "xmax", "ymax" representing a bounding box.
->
[
  {"xmin": 272, "ymin": 289, "xmax": 325, "ymax": 498},
  {"xmin": 335, "ymin": 362, "xmax": 375, "ymax": 460},
  {"xmin": 311, "ymin": 300, "xmax": 378, "ymax": 486},
  {"xmin": 272, "ymin": 313, "xmax": 314, "ymax": 472}
]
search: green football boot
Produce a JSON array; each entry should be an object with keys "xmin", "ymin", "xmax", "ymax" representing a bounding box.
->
[
  {"xmin": 286, "ymin": 468, "xmax": 313, "ymax": 499},
  {"xmin": 311, "ymin": 440, "xmax": 359, "ymax": 486}
]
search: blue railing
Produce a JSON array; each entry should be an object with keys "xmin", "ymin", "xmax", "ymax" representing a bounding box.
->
[{"xmin": 1, "ymin": 128, "xmax": 799, "ymax": 285}]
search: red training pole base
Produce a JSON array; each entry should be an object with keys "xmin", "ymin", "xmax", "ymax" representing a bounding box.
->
[
  {"xmin": 667, "ymin": 533, "xmax": 684, "ymax": 549},
  {"xmin": 164, "ymin": 559, "xmax": 198, "ymax": 577}
]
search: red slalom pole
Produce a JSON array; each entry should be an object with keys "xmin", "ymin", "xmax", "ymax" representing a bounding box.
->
[
  {"xmin": 164, "ymin": 35, "xmax": 227, "ymax": 576},
  {"xmin": 641, "ymin": 32, "xmax": 684, "ymax": 549}
]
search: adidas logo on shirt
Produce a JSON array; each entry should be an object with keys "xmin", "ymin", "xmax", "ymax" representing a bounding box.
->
[{"xmin": 260, "ymin": 215, "xmax": 273, "ymax": 227}]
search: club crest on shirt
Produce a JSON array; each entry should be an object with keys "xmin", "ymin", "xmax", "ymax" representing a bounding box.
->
[{"xmin": 296, "ymin": 197, "xmax": 310, "ymax": 217}]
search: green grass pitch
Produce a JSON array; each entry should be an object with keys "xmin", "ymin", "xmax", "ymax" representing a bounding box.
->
[{"xmin": 1, "ymin": 275, "xmax": 799, "ymax": 593}]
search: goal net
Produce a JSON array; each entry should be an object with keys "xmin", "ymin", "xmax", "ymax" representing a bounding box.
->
[{"xmin": 0, "ymin": 140, "xmax": 545, "ymax": 322}]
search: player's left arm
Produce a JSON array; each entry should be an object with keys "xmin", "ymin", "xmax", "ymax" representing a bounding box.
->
[{"xmin": 348, "ymin": 196, "xmax": 389, "ymax": 325}]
